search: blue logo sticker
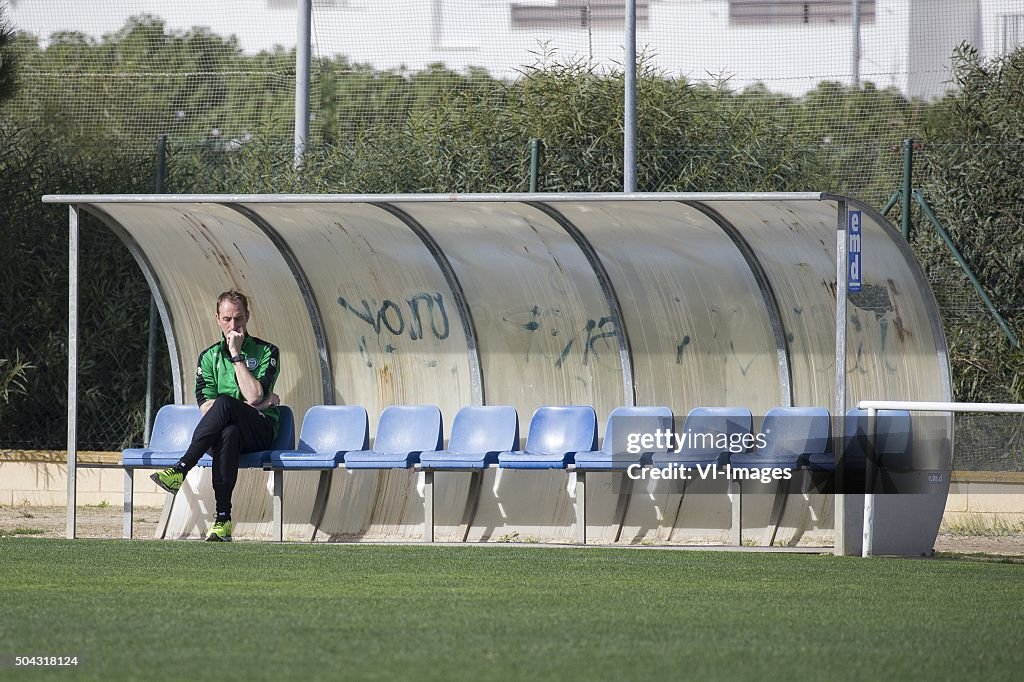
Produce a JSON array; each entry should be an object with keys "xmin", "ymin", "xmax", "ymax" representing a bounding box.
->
[
  {"xmin": 848, "ymin": 210, "xmax": 862, "ymax": 293},
  {"xmin": 246, "ymin": 358, "xmax": 258, "ymax": 370}
]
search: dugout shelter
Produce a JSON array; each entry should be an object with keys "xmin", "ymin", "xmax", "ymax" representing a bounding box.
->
[{"xmin": 46, "ymin": 192, "xmax": 952, "ymax": 554}]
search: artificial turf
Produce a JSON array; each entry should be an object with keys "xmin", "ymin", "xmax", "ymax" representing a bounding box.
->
[{"xmin": 1, "ymin": 539, "xmax": 1022, "ymax": 680}]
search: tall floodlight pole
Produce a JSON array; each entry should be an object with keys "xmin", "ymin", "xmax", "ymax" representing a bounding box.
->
[
  {"xmin": 624, "ymin": 0, "xmax": 637, "ymax": 192},
  {"xmin": 851, "ymin": 0, "xmax": 861, "ymax": 88},
  {"xmin": 295, "ymin": 0, "xmax": 312, "ymax": 168}
]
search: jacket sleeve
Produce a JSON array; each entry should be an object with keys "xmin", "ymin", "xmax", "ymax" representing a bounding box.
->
[
  {"xmin": 195, "ymin": 350, "xmax": 218, "ymax": 406},
  {"xmin": 254, "ymin": 343, "xmax": 281, "ymax": 397}
]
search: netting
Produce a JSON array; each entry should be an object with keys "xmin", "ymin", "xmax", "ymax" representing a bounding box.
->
[
  {"xmin": 4, "ymin": 1, "xmax": 1024, "ymax": 464},
  {"xmin": 8, "ymin": 1, "xmax": 1022, "ymax": 148}
]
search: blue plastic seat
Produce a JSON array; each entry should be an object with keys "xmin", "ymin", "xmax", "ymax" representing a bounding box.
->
[
  {"xmin": 197, "ymin": 405, "xmax": 296, "ymax": 468},
  {"xmin": 651, "ymin": 406, "xmax": 753, "ymax": 468},
  {"xmin": 121, "ymin": 404, "xmax": 201, "ymax": 467},
  {"xmin": 268, "ymin": 405, "xmax": 370, "ymax": 469},
  {"xmin": 419, "ymin": 406, "xmax": 519, "ymax": 469},
  {"xmin": 808, "ymin": 408, "xmax": 912, "ymax": 472},
  {"xmin": 574, "ymin": 406, "xmax": 673, "ymax": 470},
  {"xmin": 265, "ymin": 405, "xmax": 370, "ymax": 542},
  {"xmin": 498, "ymin": 405, "xmax": 597, "ymax": 469},
  {"xmin": 344, "ymin": 405, "xmax": 443, "ymax": 469},
  {"xmin": 729, "ymin": 406, "xmax": 831, "ymax": 470}
]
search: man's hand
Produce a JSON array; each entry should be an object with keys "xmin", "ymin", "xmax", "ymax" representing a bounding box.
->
[
  {"xmin": 253, "ymin": 392, "xmax": 281, "ymax": 411},
  {"xmin": 225, "ymin": 329, "xmax": 245, "ymax": 356}
]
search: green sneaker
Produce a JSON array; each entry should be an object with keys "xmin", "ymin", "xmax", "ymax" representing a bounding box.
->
[
  {"xmin": 150, "ymin": 467, "xmax": 183, "ymax": 495},
  {"xmin": 206, "ymin": 519, "xmax": 233, "ymax": 542}
]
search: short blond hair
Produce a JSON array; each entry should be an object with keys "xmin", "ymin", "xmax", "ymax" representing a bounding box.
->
[{"xmin": 216, "ymin": 290, "xmax": 249, "ymax": 315}]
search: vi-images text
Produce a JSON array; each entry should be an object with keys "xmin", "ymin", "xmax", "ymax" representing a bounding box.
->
[{"xmin": 625, "ymin": 463, "xmax": 793, "ymax": 482}]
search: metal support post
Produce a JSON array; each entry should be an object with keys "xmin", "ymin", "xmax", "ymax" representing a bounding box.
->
[
  {"xmin": 861, "ymin": 408, "xmax": 877, "ymax": 557},
  {"xmin": 66, "ymin": 206, "xmax": 80, "ymax": 539},
  {"xmin": 423, "ymin": 469, "xmax": 434, "ymax": 542},
  {"xmin": 575, "ymin": 469, "xmax": 587, "ymax": 545},
  {"xmin": 834, "ymin": 200, "xmax": 850, "ymax": 555},
  {"xmin": 273, "ymin": 469, "xmax": 284, "ymax": 542}
]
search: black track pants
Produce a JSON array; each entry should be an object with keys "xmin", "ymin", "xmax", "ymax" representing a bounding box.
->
[{"xmin": 178, "ymin": 395, "xmax": 274, "ymax": 516}]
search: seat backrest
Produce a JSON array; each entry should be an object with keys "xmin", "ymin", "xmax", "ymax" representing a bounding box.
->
[
  {"xmin": 844, "ymin": 408, "xmax": 912, "ymax": 463},
  {"xmin": 603, "ymin": 406, "xmax": 673, "ymax": 455},
  {"xmin": 758, "ymin": 407, "xmax": 831, "ymax": 457},
  {"xmin": 679, "ymin": 407, "xmax": 753, "ymax": 456},
  {"xmin": 373, "ymin": 405, "xmax": 443, "ymax": 453},
  {"xmin": 448, "ymin": 405, "xmax": 519, "ymax": 454},
  {"xmin": 298, "ymin": 405, "xmax": 370, "ymax": 453},
  {"xmin": 269, "ymin": 406, "xmax": 297, "ymax": 450},
  {"xmin": 148, "ymin": 404, "xmax": 201, "ymax": 451},
  {"xmin": 525, "ymin": 406, "xmax": 597, "ymax": 455}
]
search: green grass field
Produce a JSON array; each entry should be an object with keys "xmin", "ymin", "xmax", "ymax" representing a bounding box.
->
[{"xmin": 2, "ymin": 539, "xmax": 1022, "ymax": 680}]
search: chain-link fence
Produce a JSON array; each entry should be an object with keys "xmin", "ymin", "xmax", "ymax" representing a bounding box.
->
[{"xmin": 3, "ymin": 3, "xmax": 1022, "ymax": 463}]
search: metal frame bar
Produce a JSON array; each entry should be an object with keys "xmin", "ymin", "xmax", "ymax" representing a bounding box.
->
[
  {"xmin": 833, "ymin": 200, "xmax": 850, "ymax": 555},
  {"xmin": 226, "ymin": 203, "xmax": 336, "ymax": 403},
  {"xmin": 857, "ymin": 399, "xmax": 1024, "ymax": 557},
  {"xmin": 373, "ymin": 202, "xmax": 486, "ymax": 406},
  {"xmin": 685, "ymin": 201, "xmax": 794, "ymax": 408},
  {"xmin": 911, "ymin": 189, "xmax": 1019, "ymax": 348},
  {"xmin": 529, "ymin": 202, "xmax": 637, "ymax": 407},
  {"xmin": 44, "ymin": 192, "xmax": 836, "ymax": 205}
]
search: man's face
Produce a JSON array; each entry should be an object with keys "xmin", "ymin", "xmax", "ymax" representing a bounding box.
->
[{"xmin": 216, "ymin": 300, "xmax": 249, "ymax": 338}]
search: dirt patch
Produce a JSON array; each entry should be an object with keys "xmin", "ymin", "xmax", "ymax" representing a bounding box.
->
[
  {"xmin": 0, "ymin": 505, "xmax": 161, "ymax": 539},
  {"xmin": 932, "ymin": 533, "xmax": 1024, "ymax": 557},
  {"xmin": 3, "ymin": 505, "xmax": 1024, "ymax": 554}
]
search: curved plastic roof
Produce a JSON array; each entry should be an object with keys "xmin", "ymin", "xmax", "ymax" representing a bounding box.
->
[{"xmin": 46, "ymin": 192, "xmax": 951, "ymax": 433}]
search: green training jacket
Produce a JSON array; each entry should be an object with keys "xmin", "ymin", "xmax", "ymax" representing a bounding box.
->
[{"xmin": 194, "ymin": 334, "xmax": 282, "ymax": 437}]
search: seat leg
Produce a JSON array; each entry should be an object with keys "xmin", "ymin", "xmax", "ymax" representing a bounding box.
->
[
  {"xmin": 766, "ymin": 476, "xmax": 793, "ymax": 547},
  {"xmin": 730, "ymin": 479, "xmax": 742, "ymax": 546},
  {"xmin": 309, "ymin": 469, "xmax": 333, "ymax": 542},
  {"xmin": 123, "ymin": 468, "xmax": 134, "ymax": 539},
  {"xmin": 667, "ymin": 477, "xmax": 689, "ymax": 542},
  {"xmin": 575, "ymin": 470, "xmax": 586, "ymax": 545},
  {"xmin": 155, "ymin": 490, "xmax": 175, "ymax": 540},
  {"xmin": 272, "ymin": 469, "xmax": 284, "ymax": 542},
  {"xmin": 423, "ymin": 469, "xmax": 434, "ymax": 543},
  {"xmin": 458, "ymin": 470, "xmax": 483, "ymax": 542},
  {"xmin": 612, "ymin": 472, "xmax": 634, "ymax": 543}
]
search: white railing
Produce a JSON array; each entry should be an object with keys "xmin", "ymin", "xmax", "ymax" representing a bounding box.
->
[{"xmin": 857, "ymin": 400, "xmax": 1024, "ymax": 558}]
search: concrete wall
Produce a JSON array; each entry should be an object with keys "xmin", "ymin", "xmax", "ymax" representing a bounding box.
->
[
  {"xmin": 944, "ymin": 472, "xmax": 1024, "ymax": 529},
  {"xmin": 0, "ymin": 460, "xmax": 165, "ymax": 508}
]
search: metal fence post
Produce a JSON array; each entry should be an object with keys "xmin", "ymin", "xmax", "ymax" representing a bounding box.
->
[
  {"xmin": 623, "ymin": 0, "xmax": 637, "ymax": 193},
  {"xmin": 901, "ymin": 138, "xmax": 913, "ymax": 240},
  {"xmin": 529, "ymin": 139, "xmax": 543, "ymax": 193}
]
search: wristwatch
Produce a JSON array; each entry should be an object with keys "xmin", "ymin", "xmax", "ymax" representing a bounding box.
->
[{"xmin": 230, "ymin": 354, "xmax": 245, "ymax": 364}]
